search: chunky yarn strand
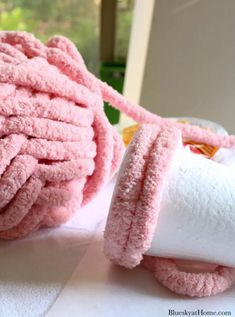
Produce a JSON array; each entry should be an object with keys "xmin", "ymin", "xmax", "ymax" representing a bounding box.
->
[
  {"xmin": 0, "ymin": 31, "xmax": 235, "ymax": 240},
  {"xmin": 0, "ymin": 31, "xmax": 124, "ymax": 239}
]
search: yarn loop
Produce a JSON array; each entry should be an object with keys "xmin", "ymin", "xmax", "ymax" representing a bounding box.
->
[
  {"xmin": 1, "ymin": 31, "xmax": 235, "ymax": 239},
  {"xmin": 0, "ymin": 31, "xmax": 124, "ymax": 239}
]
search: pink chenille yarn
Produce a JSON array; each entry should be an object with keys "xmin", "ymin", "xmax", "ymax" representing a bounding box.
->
[
  {"xmin": 1, "ymin": 31, "xmax": 235, "ymax": 240},
  {"xmin": 0, "ymin": 31, "xmax": 125, "ymax": 239}
]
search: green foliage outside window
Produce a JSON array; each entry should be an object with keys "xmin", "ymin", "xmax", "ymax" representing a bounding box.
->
[
  {"xmin": 0, "ymin": 0, "xmax": 134, "ymax": 74},
  {"xmin": 0, "ymin": 0, "xmax": 100, "ymax": 73}
]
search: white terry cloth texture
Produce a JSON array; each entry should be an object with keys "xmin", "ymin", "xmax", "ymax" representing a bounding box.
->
[{"xmin": 145, "ymin": 146, "xmax": 235, "ymax": 267}]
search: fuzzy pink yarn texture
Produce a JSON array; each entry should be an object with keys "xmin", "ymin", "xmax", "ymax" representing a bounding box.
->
[
  {"xmin": 0, "ymin": 31, "xmax": 126, "ymax": 239},
  {"xmin": 142, "ymin": 256, "xmax": 235, "ymax": 297},
  {"xmin": 1, "ymin": 31, "xmax": 235, "ymax": 240},
  {"xmin": 104, "ymin": 125, "xmax": 235, "ymax": 297},
  {"xmin": 104, "ymin": 125, "xmax": 181, "ymax": 268}
]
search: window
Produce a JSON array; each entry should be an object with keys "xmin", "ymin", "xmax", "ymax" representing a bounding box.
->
[
  {"xmin": 0, "ymin": 0, "xmax": 134, "ymax": 74},
  {"xmin": 0, "ymin": 0, "xmax": 100, "ymax": 73}
]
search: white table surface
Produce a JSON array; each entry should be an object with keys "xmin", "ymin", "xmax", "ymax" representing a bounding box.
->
[
  {"xmin": 0, "ymin": 180, "xmax": 114, "ymax": 317},
  {"xmin": 1, "ymin": 150, "xmax": 235, "ymax": 317},
  {"xmin": 47, "ymin": 232, "xmax": 235, "ymax": 317}
]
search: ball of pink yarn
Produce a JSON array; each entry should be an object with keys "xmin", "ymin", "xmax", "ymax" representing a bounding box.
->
[
  {"xmin": 2, "ymin": 31, "xmax": 235, "ymax": 240},
  {"xmin": 0, "ymin": 31, "xmax": 124, "ymax": 239}
]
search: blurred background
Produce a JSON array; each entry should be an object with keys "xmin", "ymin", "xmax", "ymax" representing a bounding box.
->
[
  {"xmin": 0, "ymin": 0, "xmax": 133, "ymax": 73},
  {"xmin": 1, "ymin": 0, "xmax": 235, "ymax": 132},
  {"xmin": 0, "ymin": 0, "xmax": 134, "ymax": 124}
]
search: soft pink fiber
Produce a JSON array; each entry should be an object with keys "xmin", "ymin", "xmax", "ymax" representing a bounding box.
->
[
  {"xmin": 104, "ymin": 125, "xmax": 235, "ymax": 297},
  {"xmin": 0, "ymin": 31, "xmax": 125, "ymax": 239},
  {"xmin": 104, "ymin": 125, "xmax": 181, "ymax": 268},
  {"xmin": 143, "ymin": 256, "xmax": 235, "ymax": 297},
  {"xmin": 2, "ymin": 31, "xmax": 235, "ymax": 240}
]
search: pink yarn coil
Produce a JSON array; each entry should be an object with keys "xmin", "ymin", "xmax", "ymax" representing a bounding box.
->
[
  {"xmin": 0, "ymin": 31, "xmax": 125, "ymax": 239},
  {"xmin": 1, "ymin": 30, "xmax": 235, "ymax": 240}
]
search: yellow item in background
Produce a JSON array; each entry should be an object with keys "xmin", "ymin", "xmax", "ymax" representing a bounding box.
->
[
  {"xmin": 122, "ymin": 124, "xmax": 140, "ymax": 147},
  {"xmin": 122, "ymin": 122, "xmax": 218, "ymax": 159}
]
